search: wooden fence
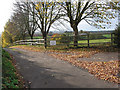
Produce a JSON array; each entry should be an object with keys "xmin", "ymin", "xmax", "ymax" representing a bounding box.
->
[
  {"xmin": 14, "ymin": 32, "xmax": 115, "ymax": 48},
  {"xmin": 14, "ymin": 39, "xmax": 44, "ymax": 45},
  {"xmin": 47, "ymin": 32, "xmax": 115, "ymax": 47}
]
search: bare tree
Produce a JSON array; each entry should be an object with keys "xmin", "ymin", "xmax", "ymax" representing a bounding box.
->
[
  {"xmin": 60, "ymin": 0, "xmax": 117, "ymax": 47},
  {"xmin": 11, "ymin": 12, "xmax": 28, "ymax": 40},
  {"xmin": 14, "ymin": 1, "xmax": 65, "ymax": 48},
  {"xmin": 28, "ymin": 3, "xmax": 38, "ymax": 39},
  {"xmin": 30, "ymin": 2, "xmax": 65, "ymax": 48},
  {"xmin": 13, "ymin": 1, "xmax": 38, "ymax": 39},
  {"xmin": 12, "ymin": 2, "xmax": 30, "ymax": 40}
]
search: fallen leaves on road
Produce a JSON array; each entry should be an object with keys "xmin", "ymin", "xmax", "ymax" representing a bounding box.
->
[{"xmin": 50, "ymin": 53, "xmax": 120, "ymax": 84}]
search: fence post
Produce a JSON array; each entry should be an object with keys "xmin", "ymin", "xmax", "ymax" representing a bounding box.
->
[
  {"xmin": 111, "ymin": 33, "xmax": 113, "ymax": 46},
  {"xmin": 87, "ymin": 33, "xmax": 90, "ymax": 47}
]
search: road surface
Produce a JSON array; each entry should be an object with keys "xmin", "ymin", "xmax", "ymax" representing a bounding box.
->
[{"xmin": 4, "ymin": 48, "xmax": 118, "ymax": 88}]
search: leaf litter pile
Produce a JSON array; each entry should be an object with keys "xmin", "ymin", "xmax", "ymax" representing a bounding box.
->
[{"xmin": 10, "ymin": 45, "xmax": 120, "ymax": 84}]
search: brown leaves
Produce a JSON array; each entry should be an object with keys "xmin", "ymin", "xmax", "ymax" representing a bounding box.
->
[{"xmin": 50, "ymin": 52, "xmax": 120, "ymax": 84}]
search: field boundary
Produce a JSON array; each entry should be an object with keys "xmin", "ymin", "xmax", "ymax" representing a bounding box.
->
[{"xmin": 14, "ymin": 32, "xmax": 115, "ymax": 48}]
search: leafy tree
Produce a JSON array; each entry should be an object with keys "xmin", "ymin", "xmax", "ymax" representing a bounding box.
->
[
  {"xmin": 1, "ymin": 17, "xmax": 28, "ymax": 47},
  {"xmin": 61, "ymin": 0, "xmax": 117, "ymax": 47},
  {"xmin": 14, "ymin": 2, "xmax": 39, "ymax": 39},
  {"xmin": 2, "ymin": 31, "xmax": 11, "ymax": 47},
  {"xmin": 2, "ymin": 20, "xmax": 18, "ymax": 47}
]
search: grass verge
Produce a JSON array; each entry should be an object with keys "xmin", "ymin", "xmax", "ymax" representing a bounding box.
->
[{"xmin": 2, "ymin": 49, "xmax": 25, "ymax": 88}]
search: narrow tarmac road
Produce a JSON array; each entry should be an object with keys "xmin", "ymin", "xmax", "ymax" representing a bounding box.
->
[{"xmin": 4, "ymin": 48, "xmax": 118, "ymax": 88}]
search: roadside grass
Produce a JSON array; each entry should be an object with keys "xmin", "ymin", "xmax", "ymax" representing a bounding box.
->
[{"xmin": 2, "ymin": 49, "xmax": 24, "ymax": 88}]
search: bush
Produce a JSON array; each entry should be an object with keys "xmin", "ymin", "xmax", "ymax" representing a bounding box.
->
[{"xmin": 113, "ymin": 26, "xmax": 120, "ymax": 47}]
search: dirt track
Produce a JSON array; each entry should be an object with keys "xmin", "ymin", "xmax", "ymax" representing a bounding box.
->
[{"xmin": 4, "ymin": 48, "xmax": 118, "ymax": 88}]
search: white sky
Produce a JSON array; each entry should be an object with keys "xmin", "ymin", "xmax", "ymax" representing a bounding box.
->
[
  {"xmin": 0, "ymin": 0, "xmax": 118, "ymax": 34},
  {"xmin": 0, "ymin": 0, "xmax": 15, "ymax": 34}
]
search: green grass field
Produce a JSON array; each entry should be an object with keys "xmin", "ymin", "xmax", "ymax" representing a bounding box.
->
[
  {"xmin": 102, "ymin": 34, "xmax": 111, "ymax": 38},
  {"xmin": 78, "ymin": 39, "xmax": 111, "ymax": 44},
  {"xmin": 68, "ymin": 39, "xmax": 111, "ymax": 44},
  {"xmin": 26, "ymin": 36, "xmax": 52, "ymax": 39}
]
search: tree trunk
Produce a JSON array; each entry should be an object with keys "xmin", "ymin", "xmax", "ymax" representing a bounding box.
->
[
  {"xmin": 72, "ymin": 25, "xmax": 78, "ymax": 47},
  {"xmin": 30, "ymin": 36, "xmax": 33, "ymax": 39},
  {"xmin": 30, "ymin": 33, "xmax": 34, "ymax": 39},
  {"xmin": 44, "ymin": 36, "xmax": 47, "ymax": 49},
  {"xmin": 42, "ymin": 32, "xmax": 47, "ymax": 49},
  {"xmin": 29, "ymin": 34, "xmax": 33, "ymax": 39},
  {"xmin": 74, "ymin": 30, "xmax": 78, "ymax": 47}
]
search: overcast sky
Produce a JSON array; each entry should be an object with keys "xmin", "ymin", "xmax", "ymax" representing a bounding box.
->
[
  {"xmin": 0, "ymin": 0, "xmax": 15, "ymax": 34},
  {"xmin": 0, "ymin": 0, "xmax": 118, "ymax": 34}
]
